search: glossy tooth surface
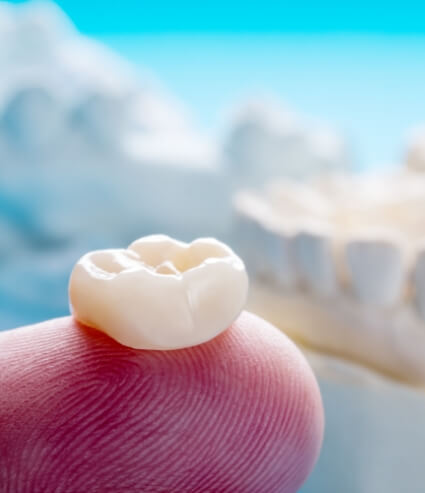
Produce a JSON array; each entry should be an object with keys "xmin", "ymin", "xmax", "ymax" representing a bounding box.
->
[
  {"xmin": 345, "ymin": 236, "xmax": 406, "ymax": 306},
  {"xmin": 69, "ymin": 235, "xmax": 249, "ymax": 350}
]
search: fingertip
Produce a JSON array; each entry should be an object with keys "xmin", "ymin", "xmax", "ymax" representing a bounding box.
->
[
  {"xmin": 235, "ymin": 311, "xmax": 324, "ymax": 491},
  {"xmin": 0, "ymin": 312, "xmax": 323, "ymax": 493}
]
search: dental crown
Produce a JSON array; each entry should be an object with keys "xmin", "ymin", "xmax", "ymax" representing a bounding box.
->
[{"xmin": 69, "ymin": 235, "xmax": 249, "ymax": 350}]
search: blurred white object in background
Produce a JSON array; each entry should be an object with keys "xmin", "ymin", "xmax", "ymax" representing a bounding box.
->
[
  {"xmin": 300, "ymin": 350, "xmax": 425, "ymax": 493},
  {"xmin": 0, "ymin": 0, "xmax": 219, "ymax": 248},
  {"xmin": 223, "ymin": 99, "xmax": 351, "ymax": 186},
  {"xmin": 405, "ymin": 125, "xmax": 425, "ymax": 171},
  {"xmin": 0, "ymin": 0, "xmax": 73, "ymax": 66},
  {"xmin": 2, "ymin": 85, "xmax": 63, "ymax": 151}
]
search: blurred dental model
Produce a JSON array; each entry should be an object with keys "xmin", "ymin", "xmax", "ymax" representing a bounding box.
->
[
  {"xmin": 235, "ymin": 168, "xmax": 425, "ymax": 383},
  {"xmin": 234, "ymin": 167, "xmax": 425, "ymax": 492},
  {"xmin": 0, "ymin": 0, "xmax": 218, "ymax": 246},
  {"xmin": 405, "ymin": 125, "xmax": 425, "ymax": 171}
]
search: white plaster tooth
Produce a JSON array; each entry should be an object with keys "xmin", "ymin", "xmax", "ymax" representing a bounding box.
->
[
  {"xmin": 69, "ymin": 235, "xmax": 249, "ymax": 350},
  {"xmin": 233, "ymin": 191, "xmax": 272, "ymax": 276},
  {"xmin": 223, "ymin": 99, "xmax": 303, "ymax": 187},
  {"xmin": 234, "ymin": 209, "xmax": 261, "ymax": 276},
  {"xmin": 223, "ymin": 99, "xmax": 350, "ymax": 186},
  {"xmin": 345, "ymin": 235, "xmax": 406, "ymax": 306},
  {"xmin": 293, "ymin": 226, "xmax": 337, "ymax": 297},
  {"xmin": 233, "ymin": 191, "xmax": 297, "ymax": 288},
  {"xmin": 2, "ymin": 86, "xmax": 62, "ymax": 150},
  {"xmin": 261, "ymin": 225, "xmax": 297, "ymax": 289},
  {"xmin": 405, "ymin": 126, "xmax": 425, "ymax": 172},
  {"xmin": 70, "ymin": 92, "xmax": 132, "ymax": 144},
  {"xmin": 413, "ymin": 247, "xmax": 425, "ymax": 320}
]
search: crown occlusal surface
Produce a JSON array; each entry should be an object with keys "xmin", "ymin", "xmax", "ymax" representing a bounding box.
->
[{"xmin": 69, "ymin": 235, "xmax": 249, "ymax": 350}]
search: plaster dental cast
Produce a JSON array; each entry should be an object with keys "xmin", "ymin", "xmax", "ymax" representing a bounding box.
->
[{"xmin": 0, "ymin": 236, "xmax": 323, "ymax": 493}]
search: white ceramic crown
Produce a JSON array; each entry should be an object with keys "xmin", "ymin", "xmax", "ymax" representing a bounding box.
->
[{"xmin": 69, "ymin": 235, "xmax": 249, "ymax": 350}]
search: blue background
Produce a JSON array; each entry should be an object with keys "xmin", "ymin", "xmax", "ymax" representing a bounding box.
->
[{"xmin": 10, "ymin": 1, "xmax": 425, "ymax": 34}]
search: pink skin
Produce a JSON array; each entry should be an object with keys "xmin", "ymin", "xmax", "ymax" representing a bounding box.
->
[{"xmin": 0, "ymin": 311, "xmax": 323, "ymax": 493}]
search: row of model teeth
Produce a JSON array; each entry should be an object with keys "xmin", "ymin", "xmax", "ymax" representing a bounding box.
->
[{"xmin": 234, "ymin": 190, "xmax": 425, "ymax": 320}]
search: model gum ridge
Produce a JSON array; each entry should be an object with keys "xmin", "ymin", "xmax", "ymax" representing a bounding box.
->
[
  {"xmin": 69, "ymin": 235, "xmax": 249, "ymax": 350},
  {"xmin": 235, "ymin": 168, "xmax": 425, "ymax": 385}
]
